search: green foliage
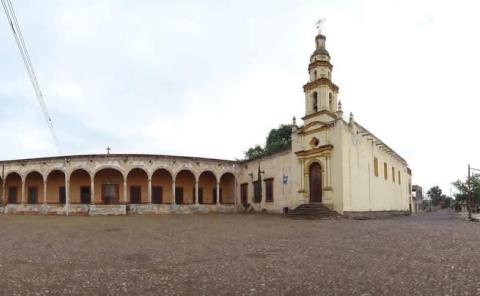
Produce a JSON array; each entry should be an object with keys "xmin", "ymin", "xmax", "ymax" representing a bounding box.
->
[
  {"xmin": 427, "ymin": 186, "xmax": 444, "ymax": 206},
  {"xmin": 452, "ymin": 174, "xmax": 480, "ymax": 204},
  {"xmin": 244, "ymin": 124, "xmax": 292, "ymax": 160},
  {"xmin": 244, "ymin": 145, "xmax": 265, "ymax": 161}
]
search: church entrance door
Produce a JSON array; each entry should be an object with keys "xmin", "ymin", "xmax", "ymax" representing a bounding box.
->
[{"xmin": 309, "ymin": 162, "xmax": 322, "ymax": 203}]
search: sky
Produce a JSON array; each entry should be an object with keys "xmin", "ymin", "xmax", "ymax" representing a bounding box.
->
[{"xmin": 1, "ymin": 0, "xmax": 479, "ymax": 195}]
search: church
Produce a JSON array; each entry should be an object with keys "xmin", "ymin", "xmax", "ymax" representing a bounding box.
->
[{"xmin": 0, "ymin": 31, "xmax": 412, "ymax": 216}]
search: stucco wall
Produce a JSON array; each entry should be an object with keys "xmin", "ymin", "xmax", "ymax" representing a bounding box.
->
[
  {"xmin": 239, "ymin": 150, "xmax": 295, "ymax": 213},
  {"xmin": 340, "ymin": 121, "xmax": 410, "ymax": 213}
]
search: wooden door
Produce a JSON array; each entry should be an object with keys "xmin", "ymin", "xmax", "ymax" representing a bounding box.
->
[
  {"xmin": 102, "ymin": 184, "xmax": 119, "ymax": 204},
  {"xmin": 240, "ymin": 183, "xmax": 248, "ymax": 206},
  {"xmin": 28, "ymin": 187, "xmax": 38, "ymax": 204},
  {"xmin": 175, "ymin": 187, "xmax": 183, "ymax": 204},
  {"xmin": 59, "ymin": 187, "xmax": 66, "ymax": 204},
  {"xmin": 130, "ymin": 186, "xmax": 141, "ymax": 204},
  {"xmin": 309, "ymin": 162, "xmax": 322, "ymax": 202},
  {"xmin": 8, "ymin": 187, "xmax": 17, "ymax": 204},
  {"xmin": 80, "ymin": 186, "xmax": 91, "ymax": 204},
  {"xmin": 152, "ymin": 186, "xmax": 163, "ymax": 204}
]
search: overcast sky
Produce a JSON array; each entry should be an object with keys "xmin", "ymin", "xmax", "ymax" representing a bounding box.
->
[{"xmin": 1, "ymin": 0, "xmax": 479, "ymax": 195}]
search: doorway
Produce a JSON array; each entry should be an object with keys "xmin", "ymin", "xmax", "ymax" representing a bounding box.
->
[{"xmin": 309, "ymin": 162, "xmax": 322, "ymax": 203}]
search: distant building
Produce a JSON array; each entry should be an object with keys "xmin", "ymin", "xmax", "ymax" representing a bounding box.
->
[{"xmin": 411, "ymin": 185, "xmax": 424, "ymax": 212}]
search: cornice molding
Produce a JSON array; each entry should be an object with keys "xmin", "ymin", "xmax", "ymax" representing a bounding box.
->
[
  {"xmin": 308, "ymin": 60, "xmax": 333, "ymax": 71},
  {"xmin": 303, "ymin": 78, "xmax": 339, "ymax": 92}
]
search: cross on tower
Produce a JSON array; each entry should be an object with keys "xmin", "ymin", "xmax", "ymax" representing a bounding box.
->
[{"xmin": 106, "ymin": 146, "xmax": 111, "ymax": 154}]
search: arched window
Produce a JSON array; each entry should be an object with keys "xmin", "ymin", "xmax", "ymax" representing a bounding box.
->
[
  {"xmin": 329, "ymin": 93, "xmax": 333, "ymax": 110},
  {"xmin": 313, "ymin": 70, "xmax": 317, "ymax": 80},
  {"xmin": 312, "ymin": 92, "xmax": 318, "ymax": 112}
]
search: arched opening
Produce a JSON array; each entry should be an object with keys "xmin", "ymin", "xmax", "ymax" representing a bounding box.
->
[
  {"xmin": 309, "ymin": 162, "xmax": 322, "ymax": 203},
  {"xmin": 175, "ymin": 170, "xmax": 195, "ymax": 205},
  {"xmin": 5, "ymin": 172, "xmax": 21, "ymax": 204},
  {"xmin": 46, "ymin": 170, "xmax": 66, "ymax": 204},
  {"xmin": 312, "ymin": 92, "xmax": 318, "ymax": 112},
  {"xmin": 127, "ymin": 168, "xmax": 148, "ymax": 204},
  {"xmin": 220, "ymin": 173, "xmax": 235, "ymax": 204},
  {"xmin": 313, "ymin": 70, "xmax": 317, "ymax": 80},
  {"xmin": 198, "ymin": 171, "xmax": 217, "ymax": 204},
  {"xmin": 25, "ymin": 171, "xmax": 44, "ymax": 204},
  {"xmin": 329, "ymin": 93, "xmax": 333, "ymax": 111},
  {"xmin": 151, "ymin": 169, "xmax": 173, "ymax": 204},
  {"xmin": 94, "ymin": 168, "xmax": 124, "ymax": 205},
  {"xmin": 70, "ymin": 169, "xmax": 91, "ymax": 204}
]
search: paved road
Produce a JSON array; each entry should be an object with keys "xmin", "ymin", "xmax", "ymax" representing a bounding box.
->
[{"xmin": 0, "ymin": 211, "xmax": 478, "ymax": 295}]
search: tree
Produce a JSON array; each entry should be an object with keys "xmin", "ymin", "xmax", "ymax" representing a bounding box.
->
[
  {"xmin": 452, "ymin": 174, "xmax": 480, "ymax": 211},
  {"xmin": 244, "ymin": 145, "xmax": 265, "ymax": 160},
  {"xmin": 427, "ymin": 186, "xmax": 444, "ymax": 206},
  {"xmin": 244, "ymin": 124, "xmax": 292, "ymax": 160},
  {"xmin": 264, "ymin": 124, "xmax": 292, "ymax": 155}
]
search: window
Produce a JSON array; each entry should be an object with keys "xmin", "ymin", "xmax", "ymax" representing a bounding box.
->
[
  {"xmin": 384, "ymin": 162, "xmax": 388, "ymax": 180},
  {"xmin": 152, "ymin": 186, "xmax": 163, "ymax": 204},
  {"xmin": 130, "ymin": 186, "xmax": 141, "ymax": 204},
  {"xmin": 392, "ymin": 167, "xmax": 395, "ymax": 183},
  {"xmin": 253, "ymin": 181, "xmax": 261, "ymax": 203},
  {"xmin": 265, "ymin": 178, "xmax": 274, "ymax": 202},
  {"xmin": 313, "ymin": 70, "xmax": 317, "ymax": 80},
  {"xmin": 373, "ymin": 158, "xmax": 379, "ymax": 177},
  {"xmin": 59, "ymin": 186, "xmax": 66, "ymax": 204},
  {"xmin": 312, "ymin": 92, "xmax": 318, "ymax": 112},
  {"xmin": 329, "ymin": 93, "xmax": 333, "ymax": 110},
  {"xmin": 398, "ymin": 171, "xmax": 401, "ymax": 185},
  {"xmin": 240, "ymin": 183, "xmax": 248, "ymax": 206},
  {"xmin": 8, "ymin": 187, "xmax": 17, "ymax": 204}
]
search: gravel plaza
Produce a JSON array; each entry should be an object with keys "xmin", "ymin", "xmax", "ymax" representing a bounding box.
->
[{"xmin": 0, "ymin": 211, "xmax": 479, "ymax": 295}]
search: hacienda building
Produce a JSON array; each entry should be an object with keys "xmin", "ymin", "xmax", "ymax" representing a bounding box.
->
[{"xmin": 0, "ymin": 31, "xmax": 412, "ymax": 216}]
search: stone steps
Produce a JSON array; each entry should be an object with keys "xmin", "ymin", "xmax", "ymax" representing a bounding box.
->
[{"xmin": 286, "ymin": 203, "xmax": 338, "ymax": 220}]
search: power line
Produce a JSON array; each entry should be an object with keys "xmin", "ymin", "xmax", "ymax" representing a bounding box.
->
[{"xmin": 1, "ymin": 0, "xmax": 61, "ymax": 155}]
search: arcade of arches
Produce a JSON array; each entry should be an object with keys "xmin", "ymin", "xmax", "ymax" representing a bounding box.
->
[{"xmin": 1, "ymin": 168, "xmax": 236, "ymax": 206}]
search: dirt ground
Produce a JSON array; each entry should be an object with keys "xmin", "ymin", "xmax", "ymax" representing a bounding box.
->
[{"xmin": 0, "ymin": 210, "xmax": 479, "ymax": 295}]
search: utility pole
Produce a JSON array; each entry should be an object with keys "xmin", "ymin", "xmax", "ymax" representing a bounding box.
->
[
  {"xmin": 467, "ymin": 164, "xmax": 480, "ymax": 221},
  {"xmin": 468, "ymin": 164, "xmax": 472, "ymax": 220}
]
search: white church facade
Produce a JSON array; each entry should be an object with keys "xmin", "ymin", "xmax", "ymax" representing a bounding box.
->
[{"xmin": 0, "ymin": 31, "xmax": 412, "ymax": 216}]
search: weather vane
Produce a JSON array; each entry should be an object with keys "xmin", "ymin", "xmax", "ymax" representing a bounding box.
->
[{"xmin": 315, "ymin": 18, "xmax": 326, "ymax": 34}]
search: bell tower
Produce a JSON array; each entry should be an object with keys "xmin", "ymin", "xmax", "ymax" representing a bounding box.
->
[{"xmin": 303, "ymin": 27, "xmax": 339, "ymax": 123}]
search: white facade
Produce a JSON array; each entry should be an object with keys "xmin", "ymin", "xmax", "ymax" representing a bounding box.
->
[{"xmin": 239, "ymin": 32, "xmax": 412, "ymax": 216}]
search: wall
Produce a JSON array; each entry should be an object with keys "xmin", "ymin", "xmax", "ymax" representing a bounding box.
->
[
  {"xmin": 239, "ymin": 150, "xmax": 295, "ymax": 213},
  {"xmin": 46, "ymin": 170, "xmax": 65, "ymax": 204},
  {"xmin": 339, "ymin": 120, "xmax": 410, "ymax": 213},
  {"xmin": 151, "ymin": 169, "xmax": 173, "ymax": 204},
  {"xmin": 126, "ymin": 169, "xmax": 149, "ymax": 203},
  {"xmin": 69, "ymin": 169, "xmax": 90, "ymax": 204}
]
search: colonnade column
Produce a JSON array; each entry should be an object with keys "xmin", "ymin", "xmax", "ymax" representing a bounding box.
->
[
  {"xmin": 1, "ymin": 181, "xmax": 5, "ymax": 206},
  {"xmin": 65, "ymin": 175, "xmax": 70, "ymax": 216},
  {"xmin": 21, "ymin": 179, "xmax": 25, "ymax": 204},
  {"xmin": 195, "ymin": 181, "xmax": 199, "ymax": 205},
  {"xmin": 123, "ymin": 178, "xmax": 128, "ymax": 204},
  {"xmin": 172, "ymin": 181, "xmax": 176, "ymax": 205},
  {"xmin": 216, "ymin": 182, "xmax": 220, "ymax": 205},
  {"xmin": 147, "ymin": 177, "xmax": 152, "ymax": 204},
  {"xmin": 43, "ymin": 177, "xmax": 47, "ymax": 205},
  {"xmin": 90, "ymin": 178, "xmax": 95, "ymax": 205}
]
